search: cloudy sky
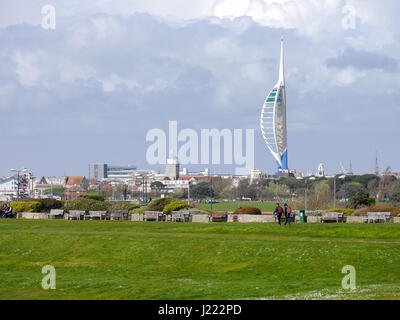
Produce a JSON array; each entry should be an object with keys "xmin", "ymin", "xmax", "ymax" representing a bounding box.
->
[{"xmin": 1, "ymin": 0, "xmax": 399, "ymax": 177}]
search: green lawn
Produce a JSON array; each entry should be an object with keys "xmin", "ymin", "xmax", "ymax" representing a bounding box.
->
[
  {"xmin": 195, "ymin": 201, "xmax": 277, "ymax": 212},
  {"xmin": 0, "ymin": 220, "xmax": 399, "ymax": 300}
]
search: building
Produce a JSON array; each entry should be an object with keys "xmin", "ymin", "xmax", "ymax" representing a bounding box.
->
[
  {"xmin": 106, "ymin": 165, "xmax": 137, "ymax": 180},
  {"xmin": 0, "ymin": 177, "xmax": 19, "ymax": 201},
  {"xmin": 89, "ymin": 163, "xmax": 137, "ymax": 182},
  {"xmin": 89, "ymin": 164, "xmax": 108, "ymax": 180},
  {"xmin": 64, "ymin": 176, "xmax": 88, "ymax": 200},
  {"xmin": 260, "ymin": 39, "xmax": 288, "ymax": 173},
  {"xmin": 34, "ymin": 176, "xmax": 65, "ymax": 190},
  {"xmin": 165, "ymin": 154, "xmax": 180, "ymax": 180},
  {"xmin": 0, "ymin": 170, "xmax": 34, "ymax": 200},
  {"xmin": 66, "ymin": 176, "xmax": 88, "ymax": 189},
  {"xmin": 250, "ymin": 169, "xmax": 262, "ymax": 182}
]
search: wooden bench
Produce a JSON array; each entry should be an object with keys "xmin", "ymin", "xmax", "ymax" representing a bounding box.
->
[
  {"xmin": 110, "ymin": 210, "xmax": 129, "ymax": 221},
  {"xmin": 211, "ymin": 212, "xmax": 228, "ymax": 223},
  {"xmin": 144, "ymin": 211, "xmax": 166, "ymax": 222},
  {"xmin": 85, "ymin": 211, "xmax": 108, "ymax": 220},
  {"xmin": 171, "ymin": 212, "xmax": 192, "ymax": 222},
  {"xmin": 363, "ymin": 212, "xmax": 391, "ymax": 223},
  {"xmin": 67, "ymin": 210, "xmax": 85, "ymax": 220},
  {"xmin": 322, "ymin": 212, "xmax": 345, "ymax": 223},
  {"xmin": 47, "ymin": 209, "xmax": 64, "ymax": 219}
]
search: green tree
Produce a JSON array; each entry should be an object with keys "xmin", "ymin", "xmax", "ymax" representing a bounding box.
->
[
  {"xmin": 378, "ymin": 175, "xmax": 396, "ymax": 200},
  {"xmin": 368, "ymin": 179, "xmax": 380, "ymax": 199},
  {"xmin": 338, "ymin": 182, "xmax": 365, "ymax": 198},
  {"xmin": 235, "ymin": 179, "xmax": 258, "ymax": 199},
  {"xmin": 348, "ymin": 193, "xmax": 375, "ymax": 209},
  {"xmin": 312, "ymin": 180, "xmax": 331, "ymax": 202},
  {"xmin": 388, "ymin": 180, "xmax": 400, "ymax": 202},
  {"xmin": 191, "ymin": 182, "xmax": 213, "ymax": 199},
  {"xmin": 151, "ymin": 181, "xmax": 165, "ymax": 197},
  {"xmin": 212, "ymin": 178, "xmax": 233, "ymax": 199},
  {"xmin": 267, "ymin": 181, "xmax": 288, "ymax": 199}
]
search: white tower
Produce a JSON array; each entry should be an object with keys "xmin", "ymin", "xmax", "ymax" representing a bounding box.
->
[
  {"xmin": 165, "ymin": 153, "xmax": 179, "ymax": 180},
  {"xmin": 260, "ymin": 39, "xmax": 288, "ymax": 172},
  {"xmin": 316, "ymin": 163, "xmax": 325, "ymax": 177}
]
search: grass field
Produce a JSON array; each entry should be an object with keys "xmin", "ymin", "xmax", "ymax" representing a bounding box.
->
[
  {"xmin": 195, "ymin": 201, "xmax": 277, "ymax": 212},
  {"xmin": 0, "ymin": 219, "xmax": 399, "ymax": 300}
]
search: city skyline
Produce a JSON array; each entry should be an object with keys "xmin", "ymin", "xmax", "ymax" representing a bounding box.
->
[{"xmin": 1, "ymin": 1, "xmax": 399, "ymax": 177}]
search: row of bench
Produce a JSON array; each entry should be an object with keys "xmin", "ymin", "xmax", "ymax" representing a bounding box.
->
[
  {"xmin": 142, "ymin": 211, "xmax": 192, "ymax": 222},
  {"xmin": 27, "ymin": 209, "xmax": 395, "ymax": 224},
  {"xmin": 321, "ymin": 212, "xmax": 392, "ymax": 223},
  {"xmin": 47, "ymin": 209, "xmax": 129, "ymax": 221}
]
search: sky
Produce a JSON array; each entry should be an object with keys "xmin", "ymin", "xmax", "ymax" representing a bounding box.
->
[{"xmin": 1, "ymin": 0, "xmax": 399, "ymax": 178}]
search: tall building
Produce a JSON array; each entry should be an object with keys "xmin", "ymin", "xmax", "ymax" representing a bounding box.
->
[
  {"xmin": 260, "ymin": 39, "xmax": 288, "ymax": 172},
  {"xmin": 89, "ymin": 164, "xmax": 137, "ymax": 181},
  {"xmin": 106, "ymin": 165, "xmax": 137, "ymax": 180},
  {"xmin": 165, "ymin": 154, "xmax": 180, "ymax": 180},
  {"xmin": 89, "ymin": 164, "xmax": 108, "ymax": 180}
]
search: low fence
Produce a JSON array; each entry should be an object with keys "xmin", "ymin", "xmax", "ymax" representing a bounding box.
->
[
  {"xmin": 17, "ymin": 212, "xmax": 48, "ymax": 219},
  {"xmin": 192, "ymin": 215, "xmax": 210, "ymax": 223},
  {"xmin": 229, "ymin": 214, "xmax": 275, "ymax": 223},
  {"xmin": 14, "ymin": 212, "xmax": 400, "ymax": 224},
  {"xmin": 306, "ymin": 216, "xmax": 322, "ymax": 223}
]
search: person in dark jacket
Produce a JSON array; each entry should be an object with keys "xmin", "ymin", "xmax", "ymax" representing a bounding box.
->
[
  {"xmin": 274, "ymin": 203, "xmax": 283, "ymax": 225},
  {"xmin": 0, "ymin": 204, "xmax": 7, "ymax": 218},
  {"xmin": 284, "ymin": 203, "xmax": 291, "ymax": 225}
]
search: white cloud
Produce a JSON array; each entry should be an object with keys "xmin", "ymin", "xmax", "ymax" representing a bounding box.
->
[
  {"xmin": 2, "ymin": 0, "xmax": 400, "ymax": 46},
  {"xmin": 14, "ymin": 51, "xmax": 44, "ymax": 87},
  {"xmin": 211, "ymin": 0, "xmax": 345, "ymax": 37},
  {"xmin": 1, "ymin": 3, "xmax": 400, "ymax": 176},
  {"xmin": 213, "ymin": 0, "xmax": 250, "ymax": 18}
]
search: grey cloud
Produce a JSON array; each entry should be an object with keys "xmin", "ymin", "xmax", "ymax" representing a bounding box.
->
[
  {"xmin": 1, "ymin": 11, "xmax": 400, "ymax": 177},
  {"xmin": 326, "ymin": 47, "xmax": 399, "ymax": 72}
]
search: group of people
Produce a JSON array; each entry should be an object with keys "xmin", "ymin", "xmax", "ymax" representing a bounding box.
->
[
  {"xmin": 274, "ymin": 203, "xmax": 294, "ymax": 226},
  {"xmin": 0, "ymin": 204, "xmax": 16, "ymax": 219}
]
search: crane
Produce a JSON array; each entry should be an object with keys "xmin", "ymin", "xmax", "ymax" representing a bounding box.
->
[{"xmin": 340, "ymin": 162, "xmax": 347, "ymax": 175}]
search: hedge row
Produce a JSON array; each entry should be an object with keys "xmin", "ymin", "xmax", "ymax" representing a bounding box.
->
[
  {"xmin": 352, "ymin": 206, "xmax": 400, "ymax": 217},
  {"xmin": 64, "ymin": 198, "xmax": 108, "ymax": 212},
  {"xmin": 9, "ymin": 197, "xmax": 193, "ymax": 214},
  {"xmin": 10, "ymin": 199, "xmax": 64, "ymax": 213},
  {"xmin": 163, "ymin": 201, "xmax": 192, "ymax": 214},
  {"xmin": 10, "ymin": 201, "xmax": 41, "ymax": 213},
  {"xmin": 132, "ymin": 198, "xmax": 192, "ymax": 215}
]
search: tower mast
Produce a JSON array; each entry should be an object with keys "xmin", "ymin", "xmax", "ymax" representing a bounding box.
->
[{"xmin": 279, "ymin": 38, "xmax": 285, "ymax": 86}]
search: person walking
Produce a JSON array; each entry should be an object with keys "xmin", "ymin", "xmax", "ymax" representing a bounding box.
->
[
  {"xmin": 4, "ymin": 205, "xmax": 13, "ymax": 218},
  {"xmin": 274, "ymin": 203, "xmax": 283, "ymax": 226},
  {"xmin": 284, "ymin": 203, "xmax": 292, "ymax": 225}
]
